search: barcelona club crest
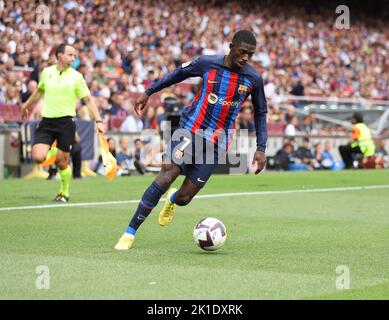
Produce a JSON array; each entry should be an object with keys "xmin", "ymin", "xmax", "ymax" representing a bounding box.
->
[
  {"xmin": 175, "ymin": 149, "xmax": 184, "ymax": 159},
  {"xmin": 238, "ymin": 84, "xmax": 248, "ymax": 95}
]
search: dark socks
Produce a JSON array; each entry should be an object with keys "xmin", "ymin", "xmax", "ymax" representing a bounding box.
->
[{"xmin": 126, "ymin": 181, "xmax": 166, "ymax": 235}]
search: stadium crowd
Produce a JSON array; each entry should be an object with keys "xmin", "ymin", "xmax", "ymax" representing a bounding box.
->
[{"xmin": 1, "ymin": 0, "xmax": 389, "ymax": 140}]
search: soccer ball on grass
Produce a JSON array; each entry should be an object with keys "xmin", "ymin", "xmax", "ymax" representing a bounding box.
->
[{"xmin": 193, "ymin": 217, "xmax": 227, "ymax": 251}]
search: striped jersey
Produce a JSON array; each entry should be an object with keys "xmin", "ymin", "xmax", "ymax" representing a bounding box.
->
[{"xmin": 145, "ymin": 55, "xmax": 267, "ymax": 151}]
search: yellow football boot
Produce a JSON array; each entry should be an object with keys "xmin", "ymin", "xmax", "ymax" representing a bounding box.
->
[
  {"xmin": 114, "ymin": 233, "xmax": 135, "ymax": 250},
  {"xmin": 158, "ymin": 188, "xmax": 177, "ymax": 226}
]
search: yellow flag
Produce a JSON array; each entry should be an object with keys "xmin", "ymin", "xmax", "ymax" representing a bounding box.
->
[{"xmin": 98, "ymin": 133, "xmax": 118, "ymax": 180}]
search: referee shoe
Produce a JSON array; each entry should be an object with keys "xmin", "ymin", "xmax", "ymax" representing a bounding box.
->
[{"xmin": 54, "ymin": 193, "xmax": 69, "ymax": 203}]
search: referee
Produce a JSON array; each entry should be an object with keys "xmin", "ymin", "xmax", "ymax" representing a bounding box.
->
[{"xmin": 21, "ymin": 43, "xmax": 105, "ymax": 202}]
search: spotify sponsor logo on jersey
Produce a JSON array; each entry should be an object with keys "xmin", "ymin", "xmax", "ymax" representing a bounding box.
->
[
  {"xmin": 207, "ymin": 93, "xmax": 239, "ymax": 107},
  {"xmin": 218, "ymin": 98, "xmax": 239, "ymax": 107}
]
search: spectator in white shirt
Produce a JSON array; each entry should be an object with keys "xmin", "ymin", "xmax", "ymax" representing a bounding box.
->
[
  {"xmin": 120, "ymin": 109, "xmax": 144, "ymax": 133},
  {"xmin": 284, "ymin": 116, "xmax": 299, "ymax": 137}
]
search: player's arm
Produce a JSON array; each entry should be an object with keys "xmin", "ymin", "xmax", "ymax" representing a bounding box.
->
[
  {"xmin": 21, "ymin": 88, "xmax": 44, "ymax": 120},
  {"xmin": 21, "ymin": 68, "xmax": 46, "ymax": 120},
  {"xmin": 134, "ymin": 57, "xmax": 204, "ymax": 115},
  {"xmin": 83, "ymin": 94, "xmax": 105, "ymax": 134},
  {"xmin": 76, "ymin": 74, "xmax": 105, "ymax": 134},
  {"xmin": 251, "ymin": 75, "xmax": 268, "ymax": 175}
]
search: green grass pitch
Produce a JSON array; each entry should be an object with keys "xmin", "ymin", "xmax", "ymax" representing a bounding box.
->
[{"xmin": 0, "ymin": 170, "xmax": 388, "ymax": 299}]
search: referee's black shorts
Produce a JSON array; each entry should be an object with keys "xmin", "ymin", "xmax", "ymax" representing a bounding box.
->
[{"xmin": 33, "ymin": 116, "xmax": 76, "ymax": 152}]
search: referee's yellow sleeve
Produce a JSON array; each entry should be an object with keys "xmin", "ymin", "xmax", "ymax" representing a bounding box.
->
[
  {"xmin": 76, "ymin": 75, "xmax": 90, "ymax": 99},
  {"xmin": 38, "ymin": 68, "xmax": 46, "ymax": 91}
]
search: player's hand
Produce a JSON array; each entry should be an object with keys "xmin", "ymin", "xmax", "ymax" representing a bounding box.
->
[
  {"xmin": 134, "ymin": 93, "xmax": 149, "ymax": 116},
  {"xmin": 21, "ymin": 104, "xmax": 29, "ymax": 121},
  {"xmin": 252, "ymin": 150, "xmax": 266, "ymax": 175},
  {"xmin": 96, "ymin": 121, "xmax": 106, "ymax": 135}
]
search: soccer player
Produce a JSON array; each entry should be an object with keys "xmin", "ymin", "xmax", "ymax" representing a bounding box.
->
[
  {"xmin": 115, "ymin": 30, "xmax": 267, "ymax": 250},
  {"xmin": 21, "ymin": 43, "xmax": 105, "ymax": 202}
]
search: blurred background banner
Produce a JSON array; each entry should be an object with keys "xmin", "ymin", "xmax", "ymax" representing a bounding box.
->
[{"xmin": 76, "ymin": 120, "xmax": 95, "ymax": 161}]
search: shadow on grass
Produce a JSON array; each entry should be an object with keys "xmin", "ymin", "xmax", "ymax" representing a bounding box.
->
[{"xmin": 187, "ymin": 249, "xmax": 230, "ymax": 256}]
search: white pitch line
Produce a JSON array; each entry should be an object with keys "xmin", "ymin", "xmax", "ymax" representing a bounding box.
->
[{"xmin": 1, "ymin": 184, "xmax": 389, "ymax": 212}]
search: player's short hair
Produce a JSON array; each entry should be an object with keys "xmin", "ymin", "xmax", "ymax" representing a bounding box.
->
[
  {"xmin": 55, "ymin": 43, "xmax": 69, "ymax": 58},
  {"xmin": 232, "ymin": 30, "xmax": 257, "ymax": 47}
]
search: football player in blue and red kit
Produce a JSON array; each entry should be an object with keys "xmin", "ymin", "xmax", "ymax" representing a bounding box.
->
[{"xmin": 115, "ymin": 30, "xmax": 268, "ymax": 250}]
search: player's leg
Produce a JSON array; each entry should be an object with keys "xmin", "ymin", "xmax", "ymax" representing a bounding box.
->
[
  {"xmin": 115, "ymin": 132, "xmax": 192, "ymax": 250},
  {"xmin": 157, "ymin": 169, "xmax": 203, "ymax": 227},
  {"xmin": 114, "ymin": 161, "xmax": 182, "ymax": 250},
  {"xmin": 54, "ymin": 118, "xmax": 76, "ymax": 202},
  {"xmin": 171, "ymin": 177, "xmax": 201, "ymax": 206},
  {"xmin": 32, "ymin": 142, "xmax": 58, "ymax": 167},
  {"xmin": 32, "ymin": 118, "xmax": 58, "ymax": 163},
  {"xmin": 161, "ymin": 134, "xmax": 218, "ymax": 217},
  {"xmin": 32, "ymin": 119, "xmax": 59, "ymax": 166},
  {"xmin": 157, "ymin": 133, "xmax": 197, "ymax": 226},
  {"xmin": 159, "ymin": 161, "xmax": 215, "ymax": 227},
  {"xmin": 158, "ymin": 175, "xmax": 202, "ymax": 226},
  {"xmin": 158, "ymin": 132, "xmax": 219, "ymax": 225},
  {"xmin": 41, "ymin": 141, "xmax": 58, "ymax": 166},
  {"xmin": 32, "ymin": 143, "xmax": 51, "ymax": 163},
  {"xmin": 55, "ymin": 150, "xmax": 72, "ymax": 202},
  {"xmin": 167, "ymin": 162, "xmax": 214, "ymax": 206}
]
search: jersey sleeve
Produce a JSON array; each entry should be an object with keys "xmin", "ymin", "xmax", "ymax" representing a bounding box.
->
[
  {"xmin": 75, "ymin": 74, "xmax": 90, "ymax": 99},
  {"xmin": 37, "ymin": 68, "xmax": 46, "ymax": 91},
  {"xmin": 145, "ymin": 56, "xmax": 206, "ymax": 95},
  {"xmin": 251, "ymin": 74, "xmax": 268, "ymax": 152}
]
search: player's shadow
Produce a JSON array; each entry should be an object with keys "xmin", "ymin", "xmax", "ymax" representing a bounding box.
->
[{"xmin": 188, "ymin": 250, "xmax": 229, "ymax": 256}]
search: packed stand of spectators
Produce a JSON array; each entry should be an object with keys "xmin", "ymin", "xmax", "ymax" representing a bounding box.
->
[
  {"xmin": 1, "ymin": 0, "xmax": 389, "ymax": 133},
  {"xmin": 270, "ymin": 135, "xmax": 388, "ymax": 171},
  {"xmin": 237, "ymin": 102, "xmax": 350, "ymax": 137}
]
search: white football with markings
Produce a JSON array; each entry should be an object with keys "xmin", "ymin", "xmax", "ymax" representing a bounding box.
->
[{"xmin": 193, "ymin": 217, "xmax": 227, "ymax": 251}]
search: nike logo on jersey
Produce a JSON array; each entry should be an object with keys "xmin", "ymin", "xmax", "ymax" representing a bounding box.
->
[
  {"xmin": 197, "ymin": 178, "xmax": 206, "ymax": 183},
  {"xmin": 208, "ymin": 80, "xmax": 218, "ymax": 84}
]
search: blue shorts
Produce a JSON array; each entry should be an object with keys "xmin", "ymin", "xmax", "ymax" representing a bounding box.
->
[{"xmin": 164, "ymin": 130, "xmax": 226, "ymax": 188}]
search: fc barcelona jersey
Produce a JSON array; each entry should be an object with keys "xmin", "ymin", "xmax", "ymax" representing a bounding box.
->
[{"xmin": 146, "ymin": 55, "xmax": 267, "ymax": 151}]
